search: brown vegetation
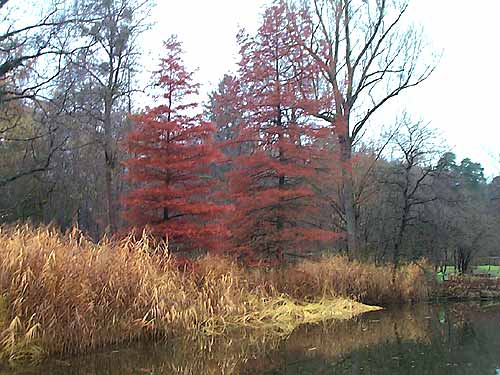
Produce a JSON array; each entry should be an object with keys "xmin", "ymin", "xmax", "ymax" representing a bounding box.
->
[
  {"xmin": 0, "ymin": 225, "xmax": 429, "ymax": 363},
  {"xmin": 435, "ymin": 277, "xmax": 500, "ymax": 300},
  {"xmin": 252, "ymin": 256, "xmax": 430, "ymax": 305}
]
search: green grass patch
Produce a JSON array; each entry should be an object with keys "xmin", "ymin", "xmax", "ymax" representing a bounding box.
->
[{"xmin": 438, "ymin": 265, "xmax": 500, "ymax": 278}]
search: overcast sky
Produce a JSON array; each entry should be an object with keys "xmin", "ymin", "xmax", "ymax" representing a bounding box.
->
[{"xmin": 146, "ymin": 0, "xmax": 500, "ymax": 177}]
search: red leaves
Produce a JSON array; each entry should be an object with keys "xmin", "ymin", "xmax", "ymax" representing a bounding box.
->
[
  {"xmin": 121, "ymin": 5, "xmax": 344, "ymax": 260},
  {"xmin": 215, "ymin": 1, "xmax": 340, "ymax": 260},
  {"xmin": 121, "ymin": 36, "xmax": 229, "ymax": 253}
]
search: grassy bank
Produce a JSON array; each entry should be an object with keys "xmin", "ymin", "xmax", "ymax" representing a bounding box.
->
[
  {"xmin": 0, "ymin": 225, "xmax": 428, "ymax": 363},
  {"xmin": 434, "ymin": 277, "xmax": 500, "ymax": 300},
  {"xmin": 438, "ymin": 265, "xmax": 500, "ymax": 278}
]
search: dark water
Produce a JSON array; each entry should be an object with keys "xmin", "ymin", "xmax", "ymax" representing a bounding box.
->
[{"xmin": 4, "ymin": 302, "xmax": 500, "ymax": 374}]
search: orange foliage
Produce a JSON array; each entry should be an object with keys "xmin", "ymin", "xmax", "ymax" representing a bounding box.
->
[
  {"xmin": 121, "ymin": 36, "xmax": 229, "ymax": 252},
  {"xmin": 216, "ymin": 2, "xmax": 339, "ymax": 260}
]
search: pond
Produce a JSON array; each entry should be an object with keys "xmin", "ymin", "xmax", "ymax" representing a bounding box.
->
[{"xmin": 3, "ymin": 302, "xmax": 500, "ymax": 374}]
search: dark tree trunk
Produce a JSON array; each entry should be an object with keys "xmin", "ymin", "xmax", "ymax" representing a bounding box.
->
[
  {"xmin": 104, "ymin": 87, "xmax": 116, "ymax": 235},
  {"xmin": 339, "ymin": 125, "xmax": 358, "ymax": 258}
]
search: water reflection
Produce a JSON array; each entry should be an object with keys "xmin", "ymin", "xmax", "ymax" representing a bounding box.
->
[{"xmin": 3, "ymin": 302, "xmax": 500, "ymax": 374}]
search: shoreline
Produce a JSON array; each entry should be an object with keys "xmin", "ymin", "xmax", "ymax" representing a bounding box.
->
[
  {"xmin": 0, "ymin": 297, "xmax": 381, "ymax": 365},
  {"xmin": 0, "ymin": 225, "xmax": 424, "ymax": 365}
]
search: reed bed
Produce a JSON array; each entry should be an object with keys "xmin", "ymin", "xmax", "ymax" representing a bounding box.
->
[
  {"xmin": 254, "ymin": 256, "xmax": 430, "ymax": 305},
  {"xmin": 0, "ymin": 225, "xmax": 428, "ymax": 363}
]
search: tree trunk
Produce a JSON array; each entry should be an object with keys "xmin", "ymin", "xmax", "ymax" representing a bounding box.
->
[
  {"xmin": 394, "ymin": 205, "xmax": 409, "ymax": 267},
  {"xmin": 339, "ymin": 122, "xmax": 358, "ymax": 258},
  {"xmin": 344, "ymin": 170, "xmax": 358, "ymax": 257},
  {"xmin": 104, "ymin": 93, "xmax": 116, "ymax": 235}
]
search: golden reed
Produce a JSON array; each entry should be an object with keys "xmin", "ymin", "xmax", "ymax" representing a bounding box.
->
[{"xmin": 0, "ymin": 225, "xmax": 429, "ymax": 363}]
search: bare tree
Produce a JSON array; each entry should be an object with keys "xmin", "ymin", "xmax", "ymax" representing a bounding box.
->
[
  {"xmin": 0, "ymin": 0, "xmax": 152, "ymax": 236},
  {"xmin": 0, "ymin": 0, "xmax": 103, "ymax": 103},
  {"xmin": 451, "ymin": 202, "xmax": 492, "ymax": 274},
  {"xmin": 0, "ymin": 0, "xmax": 102, "ymax": 187},
  {"xmin": 384, "ymin": 119, "xmax": 441, "ymax": 265},
  {"xmin": 292, "ymin": 0, "xmax": 435, "ymax": 257},
  {"xmin": 68, "ymin": 0, "xmax": 152, "ymax": 234},
  {"xmin": 0, "ymin": 101, "xmax": 69, "ymax": 188}
]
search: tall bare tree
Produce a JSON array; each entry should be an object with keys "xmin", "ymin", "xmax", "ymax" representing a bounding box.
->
[
  {"xmin": 292, "ymin": 0, "xmax": 435, "ymax": 256},
  {"xmin": 69, "ymin": 0, "xmax": 152, "ymax": 234}
]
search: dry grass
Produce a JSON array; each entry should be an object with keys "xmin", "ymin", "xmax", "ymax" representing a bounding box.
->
[
  {"xmin": 0, "ymin": 225, "xmax": 428, "ymax": 363},
  {"xmin": 251, "ymin": 256, "xmax": 430, "ymax": 305}
]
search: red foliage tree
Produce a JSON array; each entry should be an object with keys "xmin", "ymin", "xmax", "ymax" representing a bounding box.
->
[
  {"xmin": 121, "ymin": 36, "xmax": 228, "ymax": 252},
  {"xmin": 217, "ymin": 2, "xmax": 339, "ymax": 261}
]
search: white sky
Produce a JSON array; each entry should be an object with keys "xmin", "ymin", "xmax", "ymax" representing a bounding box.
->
[{"xmin": 146, "ymin": 0, "xmax": 500, "ymax": 177}]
